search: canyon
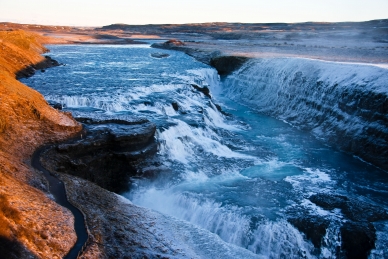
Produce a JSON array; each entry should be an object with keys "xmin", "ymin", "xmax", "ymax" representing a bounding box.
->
[{"xmin": 0, "ymin": 20, "xmax": 387, "ymax": 258}]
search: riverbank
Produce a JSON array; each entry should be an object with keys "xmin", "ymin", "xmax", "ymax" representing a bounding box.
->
[
  {"xmin": 0, "ymin": 30, "xmax": 82, "ymax": 258},
  {"xmin": 1, "ymin": 20, "xmax": 387, "ymax": 258},
  {"xmin": 0, "ymin": 29, "xmax": 161, "ymax": 259},
  {"xmin": 0, "ymin": 29, "xmax": 203, "ymax": 259}
]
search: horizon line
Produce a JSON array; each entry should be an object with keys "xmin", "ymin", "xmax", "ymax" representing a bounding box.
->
[{"xmin": 1, "ymin": 18, "xmax": 388, "ymax": 28}]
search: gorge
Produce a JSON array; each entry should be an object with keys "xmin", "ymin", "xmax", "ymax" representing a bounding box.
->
[{"xmin": 1, "ymin": 20, "xmax": 388, "ymax": 259}]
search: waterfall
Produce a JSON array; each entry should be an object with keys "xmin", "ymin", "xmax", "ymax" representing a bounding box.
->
[
  {"xmin": 221, "ymin": 58, "xmax": 388, "ymax": 170},
  {"xmin": 23, "ymin": 45, "xmax": 388, "ymax": 259}
]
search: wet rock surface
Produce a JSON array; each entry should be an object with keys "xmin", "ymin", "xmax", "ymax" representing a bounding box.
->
[
  {"xmin": 310, "ymin": 193, "xmax": 388, "ymax": 222},
  {"xmin": 288, "ymin": 216, "xmax": 330, "ymax": 249},
  {"xmin": 49, "ymin": 101, "xmax": 63, "ymax": 110},
  {"xmin": 151, "ymin": 41, "xmax": 222, "ymax": 66},
  {"xmin": 341, "ymin": 222, "xmax": 377, "ymax": 259},
  {"xmin": 210, "ymin": 55, "xmax": 249, "ymax": 76},
  {"xmin": 41, "ymin": 116, "xmax": 158, "ymax": 193},
  {"xmin": 289, "ymin": 193, "xmax": 388, "ymax": 258},
  {"xmin": 191, "ymin": 84, "xmax": 211, "ymax": 98},
  {"xmin": 152, "ymin": 41, "xmax": 248, "ymax": 76},
  {"xmin": 59, "ymin": 174, "xmax": 197, "ymax": 259},
  {"xmin": 151, "ymin": 52, "xmax": 170, "ymax": 58},
  {"xmin": 171, "ymin": 102, "xmax": 179, "ymax": 111},
  {"xmin": 16, "ymin": 55, "xmax": 61, "ymax": 79}
]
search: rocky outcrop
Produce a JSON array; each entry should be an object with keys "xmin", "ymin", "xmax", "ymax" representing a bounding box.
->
[
  {"xmin": 57, "ymin": 174, "xmax": 193, "ymax": 259},
  {"xmin": 16, "ymin": 55, "xmax": 61, "ymax": 79},
  {"xmin": 309, "ymin": 194, "xmax": 388, "ymax": 222},
  {"xmin": 151, "ymin": 52, "xmax": 170, "ymax": 58},
  {"xmin": 41, "ymin": 116, "xmax": 157, "ymax": 193},
  {"xmin": 152, "ymin": 40, "xmax": 223, "ymax": 67},
  {"xmin": 151, "ymin": 40, "xmax": 188, "ymax": 52},
  {"xmin": 209, "ymin": 56, "xmax": 249, "ymax": 76},
  {"xmin": 152, "ymin": 40, "xmax": 248, "ymax": 76},
  {"xmin": 340, "ymin": 222, "xmax": 376, "ymax": 259},
  {"xmin": 288, "ymin": 216, "xmax": 330, "ymax": 250},
  {"xmin": 191, "ymin": 84, "xmax": 211, "ymax": 98},
  {"xmin": 289, "ymin": 193, "xmax": 388, "ymax": 258}
]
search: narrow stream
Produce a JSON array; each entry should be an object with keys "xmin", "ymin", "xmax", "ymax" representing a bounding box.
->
[{"xmin": 32, "ymin": 147, "xmax": 88, "ymax": 259}]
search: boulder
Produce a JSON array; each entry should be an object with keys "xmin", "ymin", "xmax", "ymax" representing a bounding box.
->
[
  {"xmin": 340, "ymin": 222, "xmax": 376, "ymax": 259},
  {"xmin": 288, "ymin": 216, "xmax": 330, "ymax": 249},
  {"xmin": 191, "ymin": 84, "xmax": 211, "ymax": 98},
  {"xmin": 171, "ymin": 102, "xmax": 179, "ymax": 111},
  {"xmin": 151, "ymin": 52, "xmax": 170, "ymax": 58}
]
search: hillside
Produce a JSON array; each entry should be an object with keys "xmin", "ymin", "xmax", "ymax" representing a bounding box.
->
[{"xmin": 0, "ymin": 30, "xmax": 81, "ymax": 258}]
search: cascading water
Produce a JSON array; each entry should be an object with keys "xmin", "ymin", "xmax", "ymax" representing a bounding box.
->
[
  {"xmin": 21, "ymin": 44, "xmax": 388, "ymax": 259},
  {"xmin": 220, "ymin": 58, "xmax": 388, "ymax": 170}
]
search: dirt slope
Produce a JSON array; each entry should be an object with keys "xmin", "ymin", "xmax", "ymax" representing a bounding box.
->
[{"xmin": 0, "ymin": 30, "xmax": 82, "ymax": 258}]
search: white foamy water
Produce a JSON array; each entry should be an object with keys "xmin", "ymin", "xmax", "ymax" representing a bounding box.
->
[
  {"xmin": 221, "ymin": 58, "xmax": 388, "ymax": 162},
  {"xmin": 130, "ymin": 187, "xmax": 315, "ymax": 258},
  {"xmin": 21, "ymin": 45, "xmax": 388, "ymax": 258},
  {"xmin": 158, "ymin": 120, "xmax": 253, "ymax": 164}
]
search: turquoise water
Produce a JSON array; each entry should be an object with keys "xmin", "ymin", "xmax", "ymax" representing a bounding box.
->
[{"xmin": 22, "ymin": 44, "xmax": 388, "ymax": 258}]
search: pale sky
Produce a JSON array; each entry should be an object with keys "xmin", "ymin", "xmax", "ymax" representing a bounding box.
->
[{"xmin": 0, "ymin": 0, "xmax": 387, "ymax": 26}]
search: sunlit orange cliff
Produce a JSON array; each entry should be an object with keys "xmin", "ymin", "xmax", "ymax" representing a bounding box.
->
[
  {"xmin": 0, "ymin": 28, "xmax": 176, "ymax": 259},
  {"xmin": 0, "ymin": 30, "xmax": 81, "ymax": 258}
]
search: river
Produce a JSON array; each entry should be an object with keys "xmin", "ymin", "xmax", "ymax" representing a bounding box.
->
[{"xmin": 21, "ymin": 44, "xmax": 388, "ymax": 259}]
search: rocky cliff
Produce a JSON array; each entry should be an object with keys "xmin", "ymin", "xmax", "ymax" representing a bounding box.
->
[
  {"xmin": 0, "ymin": 30, "xmax": 186, "ymax": 259},
  {"xmin": 0, "ymin": 30, "xmax": 82, "ymax": 258}
]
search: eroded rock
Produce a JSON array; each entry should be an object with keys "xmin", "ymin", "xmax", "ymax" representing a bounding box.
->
[
  {"xmin": 16, "ymin": 56, "xmax": 61, "ymax": 79},
  {"xmin": 151, "ymin": 52, "xmax": 170, "ymax": 58},
  {"xmin": 287, "ymin": 193, "xmax": 388, "ymax": 259},
  {"xmin": 210, "ymin": 56, "xmax": 249, "ymax": 76},
  {"xmin": 191, "ymin": 84, "xmax": 211, "ymax": 98},
  {"xmin": 288, "ymin": 216, "xmax": 330, "ymax": 249},
  {"xmin": 341, "ymin": 222, "xmax": 376, "ymax": 259},
  {"xmin": 42, "ymin": 117, "xmax": 157, "ymax": 193},
  {"xmin": 309, "ymin": 193, "xmax": 388, "ymax": 222}
]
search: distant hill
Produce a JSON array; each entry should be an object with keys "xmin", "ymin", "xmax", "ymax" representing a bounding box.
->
[{"xmin": 99, "ymin": 19, "xmax": 388, "ymax": 34}]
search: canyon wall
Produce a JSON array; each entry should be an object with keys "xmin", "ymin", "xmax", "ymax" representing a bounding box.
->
[
  {"xmin": 0, "ymin": 30, "xmax": 81, "ymax": 258},
  {"xmin": 222, "ymin": 58, "xmax": 388, "ymax": 170}
]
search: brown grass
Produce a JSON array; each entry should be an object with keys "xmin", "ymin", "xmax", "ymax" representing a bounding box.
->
[
  {"xmin": 0, "ymin": 30, "xmax": 47, "ymax": 78},
  {"xmin": 0, "ymin": 116, "xmax": 6, "ymax": 133},
  {"xmin": 0, "ymin": 194, "xmax": 20, "ymax": 239},
  {"xmin": 0, "ymin": 28, "xmax": 81, "ymax": 258},
  {"xmin": 31, "ymin": 106, "xmax": 42, "ymax": 120},
  {"xmin": 0, "ymin": 194, "xmax": 20, "ymax": 222},
  {"xmin": 0, "ymin": 30, "xmax": 48, "ymax": 53}
]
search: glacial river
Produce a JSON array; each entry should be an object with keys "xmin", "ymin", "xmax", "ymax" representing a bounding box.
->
[{"xmin": 22, "ymin": 44, "xmax": 388, "ymax": 259}]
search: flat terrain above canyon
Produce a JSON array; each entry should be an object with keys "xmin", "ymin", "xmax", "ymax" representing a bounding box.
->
[{"xmin": 2, "ymin": 19, "xmax": 387, "ymax": 64}]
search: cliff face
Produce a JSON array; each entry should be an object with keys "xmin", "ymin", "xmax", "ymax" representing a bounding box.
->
[
  {"xmin": 0, "ymin": 30, "xmax": 82, "ymax": 258},
  {"xmin": 221, "ymin": 58, "xmax": 388, "ymax": 171},
  {"xmin": 0, "ymin": 29, "xmax": 183, "ymax": 259}
]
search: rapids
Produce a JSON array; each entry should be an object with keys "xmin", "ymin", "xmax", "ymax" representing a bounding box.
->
[{"xmin": 21, "ymin": 44, "xmax": 388, "ymax": 259}]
